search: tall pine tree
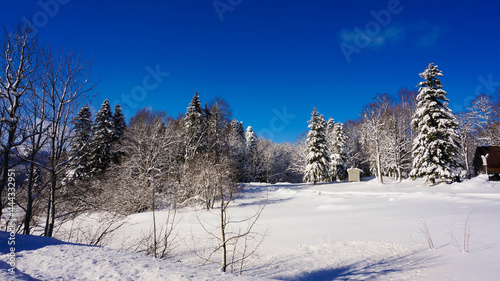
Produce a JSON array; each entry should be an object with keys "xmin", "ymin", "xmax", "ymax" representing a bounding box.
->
[
  {"xmin": 304, "ymin": 108, "xmax": 331, "ymax": 184},
  {"xmin": 65, "ymin": 105, "xmax": 92, "ymax": 182},
  {"xmin": 330, "ymin": 122, "xmax": 348, "ymax": 181},
  {"xmin": 112, "ymin": 104, "xmax": 126, "ymax": 142},
  {"xmin": 410, "ymin": 63, "xmax": 461, "ymax": 184},
  {"xmin": 184, "ymin": 92, "xmax": 204, "ymax": 161},
  {"xmin": 112, "ymin": 104, "xmax": 126, "ymax": 163},
  {"xmin": 245, "ymin": 126, "xmax": 257, "ymax": 181},
  {"xmin": 229, "ymin": 119, "xmax": 246, "ymax": 180},
  {"xmin": 88, "ymin": 99, "xmax": 115, "ymax": 175}
]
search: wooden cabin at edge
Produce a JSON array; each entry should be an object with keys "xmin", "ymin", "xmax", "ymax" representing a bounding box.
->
[{"xmin": 474, "ymin": 146, "xmax": 500, "ymax": 181}]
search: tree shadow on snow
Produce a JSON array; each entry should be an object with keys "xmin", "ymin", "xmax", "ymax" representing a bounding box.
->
[
  {"xmin": 235, "ymin": 197, "xmax": 293, "ymax": 208},
  {"xmin": 283, "ymin": 251, "xmax": 435, "ymax": 281},
  {"xmin": 0, "ymin": 231, "xmax": 83, "ymax": 254},
  {"xmin": 0, "ymin": 260, "xmax": 44, "ymax": 281}
]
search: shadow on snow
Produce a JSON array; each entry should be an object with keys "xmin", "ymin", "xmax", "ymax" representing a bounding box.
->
[{"xmin": 276, "ymin": 251, "xmax": 435, "ymax": 281}]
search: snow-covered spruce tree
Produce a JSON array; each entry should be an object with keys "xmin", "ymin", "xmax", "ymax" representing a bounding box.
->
[
  {"xmin": 88, "ymin": 99, "xmax": 115, "ymax": 175},
  {"xmin": 410, "ymin": 63, "xmax": 461, "ymax": 184},
  {"xmin": 245, "ymin": 126, "xmax": 257, "ymax": 181},
  {"xmin": 65, "ymin": 105, "xmax": 93, "ymax": 182},
  {"xmin": 184, "ymin": 92, "xmax": 204, "ymax": 161},
  {"xmin": 229, "ymin": 119, "xmax": 247, "ymax": 181},
  {"xmin": 112, "ymin": 104, "xmax": 126, "ymax": 142},
  {"xmin": 330, "ymin": 122, "xmax": 348, "ymax": 181},
  {"xmin": 304, "ymin": 108, "xmax": 331, "ymax": 184},
  {"xmin": 326, "ymin": 118, "xmax": 338, "ymax": 181},
  {"xmin": 111, "ymin": 104, "xmax": 126, "ymax": 163}
]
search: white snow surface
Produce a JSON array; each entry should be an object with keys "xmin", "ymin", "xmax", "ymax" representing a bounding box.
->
[{"xmin": 2, "ymin": 176, "xmax": 500, "ymax": 280}]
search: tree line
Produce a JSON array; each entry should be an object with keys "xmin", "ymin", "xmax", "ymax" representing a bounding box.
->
[
  {"xmin": 303, "ymin": 63, "xmax": 500, "ymax": 185},
  {"xmin": 0, "ymin": 20, "xmax": 299, "ymax": 238}
]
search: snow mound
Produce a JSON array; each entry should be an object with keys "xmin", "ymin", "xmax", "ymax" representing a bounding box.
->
[{"xmin": 0, "ymin": 232, "xmax": 268, "ymax": 281}]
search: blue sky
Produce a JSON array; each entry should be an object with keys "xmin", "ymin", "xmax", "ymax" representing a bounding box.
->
[{"xmin": 2, "ymin": 0, "xmax": 499, "ymax": 143}]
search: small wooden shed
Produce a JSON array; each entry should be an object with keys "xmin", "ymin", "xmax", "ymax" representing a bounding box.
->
[
  {"xmin": 473, "ymin": 146, "xmax": 500, "ymax": 175},
  {"xmin": 347, "ymin": 168, "xmax": 362, "ymax": 182}
]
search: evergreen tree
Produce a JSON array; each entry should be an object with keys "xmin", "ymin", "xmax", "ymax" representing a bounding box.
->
[
  {"xmin": 229, "ymin": 119, "xmax": 246, "ymax": 180},
  {"xmin": 410, "ymin": 63, "xmax": 461, "ymax": 184},
  {"xmin": 304, "ymin": 108, "xmax": 331, "ymax": 184},
  {"xmin": 112, "ymin": 104, "xmax": 127, "ymax": 163},
  {"xmin": 207, "ymin": 104, "xmax": 222, "ymax": 152},
  {"xmin": 88, "ymin": 99, "xmax": 114, "ymax": 175},
  {"xmin": 66, "ymin": 105, "xmax": 92, "ymax": 182},
  {"xmin": 326, "ymin": 118, "xmax": 337, "ymax": 180},
  {"xmin": 326, "ymin": 117, "xmax": 336, "ymax": 137},
  {"xmin": 330, "ymin": 122, "xmax": 349, "ymax": 181},
  {"xmin": 112, "ymin": 104, "xmax": 126, "ymax": 142},
  {"xmin": 231, "ymin": 119, "xmax": 245, "ymax": 142},
  {"xmin": 184, "ymin": 92, "xmax": 204, "ymax": 160},
  {"xmin": 245, "ymin": 126, "xmax": 257, "ymax": 181}
]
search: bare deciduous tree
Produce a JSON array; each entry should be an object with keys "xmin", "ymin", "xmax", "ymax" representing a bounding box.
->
[
  {"xmin": 468, "ymin": 94, "xmax": 499, "ymax": 145},
  {"xmin": 36, "ymin": 45, "xmax": 97, "ymax": 237},
  {"xmin": 0, "ymin": 23, "xmax": 38, "ymax": 223},
  {"xmin": 361, "ymin": 94, "xmax": 392, "ymax": 184}
]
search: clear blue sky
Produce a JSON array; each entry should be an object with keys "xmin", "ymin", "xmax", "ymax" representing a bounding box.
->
[{"xmin": 2, "ymin": 0, "xmax": 499, "ymax": 143}]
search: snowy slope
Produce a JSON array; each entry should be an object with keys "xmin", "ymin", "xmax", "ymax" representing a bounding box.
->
[{"xmin": 2, "ymin": 176, "xmax": 500, "ymax": 280}]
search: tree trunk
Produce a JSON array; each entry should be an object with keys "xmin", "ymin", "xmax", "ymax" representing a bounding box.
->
[
  {"xmin": 397, "ymin": 166, "xmax": 402, "ymax": 182},
  {"xmin": 23, "ymin": 163, "xmax": 36, "ymax": 234},
  {"xmin": 375, "ymin": 138, "xmax": 384, "ymax": 184},
  {"xmin": 152, "ymin": 179, "xmax": 157, "ymax": 258},
  {"xmin": 45, "ymin": 136, "xmax": 57, "ymax": 237},
  {"xmin": 464, "ymin": 146, "xmax": 470, "ymax": 176},
  {"xmin": 0, "ymin": 125, "xmax": 17, "ymax": 224},
  {"xmin": 219, "ymin": 180, "xmax": 227, "ymax": 272},
  {"xmin": 44, "ymin": 171, "xmax": 56, "ymax": 237}
]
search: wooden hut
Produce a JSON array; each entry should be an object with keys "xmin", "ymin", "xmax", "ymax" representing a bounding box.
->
[
  {"xmin": 473, "ymin": 146, "xmax": 500, "ymax": 179},
  {"xmin": 347, "ymin": 168, "xmax": 362, "ymax": 182}
]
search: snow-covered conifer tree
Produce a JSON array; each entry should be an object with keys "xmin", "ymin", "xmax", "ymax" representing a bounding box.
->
[
  {"xmin": 112, "ymin": 104, "xmax": 126, "ymax": 142},
  {"xmin": 410, "ymin": 63, "xmax": 461, "ymax": 184},
  {"xmin": 111, "ymin": 104, "xmax": 126, "ymax": 163},
  {"xmin": 184, "ymin": 92, "xmax": 204, "ymax": 160},
  {"xmin": 304, "ymin": 108, "xmax": 331, "ymax": 184},
  {"xmin": 245, "ymin": 126, "xmax": 257, "ymax": 181},
  {"xmin": 245, "ymin": 126, "xmax": 257, "ymax": 152},
  {"xmin": 230, "ymin": 119, "xmax": 246, "ymax": 180},
  {"xmin": 231, "ymin": 119, "xmax": 245, "ymax": 142},
  {"xmin": 330, "ymin": 122, "xmax": 348, "ymax": 181},
  {"xmin": 325, "ymin": 118, "xmax": 337, "ymax": 180},
  {"xmin": 66, "ymin": 105, "xmax": 93, "ymax": 181},
  {"xmin": 88, "ymin": 99, "xmax": 114, "ymax": 175}
]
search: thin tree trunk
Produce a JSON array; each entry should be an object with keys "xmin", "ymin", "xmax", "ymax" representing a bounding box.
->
[
  {"xmin": 152, "ymin": 180, "xmax": 157, "ymax": 258},
  {"xmin": 23, "ymin": 163, "xmax": 36, "ymax": 234},
  {"xmin": 0, "ymin": 125, "xmax": 17, "ymax": 224},
  {"xmin": 45, "ymin": 135, "xmax": 57, "ymax": 237},
  {"xmin": 464, "ymin": 146, "xmax": 470, "ymax": 175},
  {"xmin": 220, "ymin": 182, "xmax": 227, "ymax": 272},
  {"xmin": 45, "ymin": 171, "xmax": 56, "ymax": 237},
  {"xmin": 375, "ymin": 138, "xmax": 383, "ymax": 184}
]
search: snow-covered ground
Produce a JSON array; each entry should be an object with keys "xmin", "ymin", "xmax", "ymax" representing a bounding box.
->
[{"xmin": 2, "ymin": 176, "xmax": 500, "ymax": 280}]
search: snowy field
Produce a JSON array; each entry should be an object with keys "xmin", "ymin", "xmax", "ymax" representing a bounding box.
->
[{"xmin": 2, "ymin": 176, "xmax": 500, "ymax": 280}]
